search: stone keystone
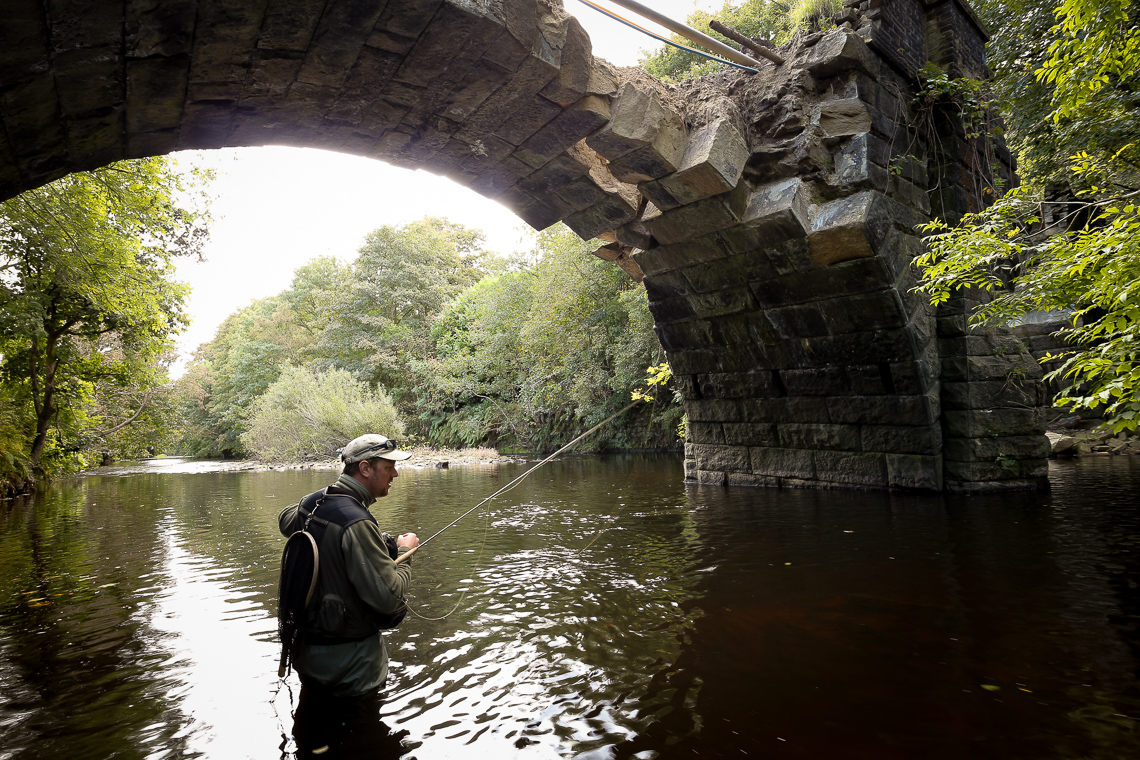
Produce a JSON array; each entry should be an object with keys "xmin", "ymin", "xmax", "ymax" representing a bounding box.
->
[
  {"xmin": 650, "ymin": 117, "xmax": 749, "ymax": 208},
  {"xmin": 585, "ymin": 82, "xmax": 687, "ymax": 181},
  {"xmin": 807, "ymin": 191, "xmax": 889, "ymax": 266}
]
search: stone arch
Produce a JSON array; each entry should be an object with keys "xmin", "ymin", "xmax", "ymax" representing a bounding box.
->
[{"xmin": 0, "ymin": 0, "xmax": 1049, "ymax": 491}]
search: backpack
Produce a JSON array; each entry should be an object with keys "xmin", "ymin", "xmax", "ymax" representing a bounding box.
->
[{"xmin": 276, "ymin": 490, "xmax": 407, "ymax": 677}]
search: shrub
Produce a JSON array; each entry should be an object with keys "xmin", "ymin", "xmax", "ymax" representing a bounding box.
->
[{"xmin": 241, "ymin": 366, "xmax": 404, "ymax": 461}]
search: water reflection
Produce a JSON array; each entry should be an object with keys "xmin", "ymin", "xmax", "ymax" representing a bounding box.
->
[{"xmin": 0, "ymin": 455, "xmax": 1138, "ymax": 759}]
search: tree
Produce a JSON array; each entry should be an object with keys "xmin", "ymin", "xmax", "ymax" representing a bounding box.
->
[
  {"xmin": 0, "ymin": 158, "xmax": 210, "ymax": 478},
  {"xmin": 313, "ymin": 218, "xmax": 485, "ymax": 396},
  {"xmin": 417, "ymin": 225, "xmax": 679, "ymax": 452},
  {"xmin": 916, "ymin": 0, "xmax": 1140, "ymax": 432},
  {"xmin": 241, "ymin": 366, "xmax": 404, "ymax": 461}
]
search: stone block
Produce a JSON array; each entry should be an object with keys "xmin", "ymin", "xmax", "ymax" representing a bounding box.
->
[
  {"xmin": 696, "ymin": 469, "xmax": 727, "ymax": 485},
  {"xmin": 780, "ymin": 367, "xmax": 847, "ymax": 396},
  {"xmin": 941, "ymin": 408, "xmax": 1045, "ymax": 438},
  {"xmin": 689, "ymin": 287, "xmax": 759, "ymax": 319},
  {"xmin": 585, "ymin": 81, "xmax": 687, "ymax": 163},
  {"xmin": 514, "ymin": 98, "xmax": 611, "ymax": 169},
  {"xmin": 727, "ymin": 472, "xmax": 781, "ymax": 487},
  {"xmin": 822, "ymin": 290, "xmax": 907, "ymax": 334},
  {"xmin": 644, "ymin": 181, "xmax": 751, "ymax": 245},
  {"xmin": 808, "ymin": 191, "xmax": 890, "ymax": 266},
  {"xmin": 692, "ymin": 444, "xmax": 752, "ymax": 472},
  {"xmin": 684, "ymin": 458, "xmax": 697, "ymax": 480},
  {"xmin": 667, "ymin": 347, "xmax": 720, "ymax": 375},
  {"xmin": 609, "ymin": 141, "xmax": 681, "ymax": 185},
  {"xmin": 941, "ymin": 379, "xmax": 1044, "ymax": 411},
  {"xmin": 707, "ymin": 371, "xmax": 776, "ymax": 399},
  {"xmin": 805, "ymin": 28, "xmax": 878, "ymax": 78},
  {"xmin": 681, "ymin": 249, "xmax": 778, "ymax": 293},
  {"xmin": 539, "ymin": 16, "xmax": 592, "ymax": 106},
  {"xmin": 817, "ymin": 98, "xmax": 872, "ymax": 139},
  {"xmin": 721, "ymin": 178, "xmax": 812, "ymax": 253},
  {"xmin": 741, "ymin": 397, "xmax": 833, "ymax": 424},
  {"xmin": 767, "ymin": 303, "xmax": 830, "ymax": 339},
  {"xmin": 750, "ymin": 447, "xmax": 816, "ymax": 480},
  {"xmin": 689, "ymin": 421, "xmax": 725, "ymax": 445},
  {"xmin": 563, "ymin": 191, "xmax": 639, "ymax": 240},
  {"xmin": 828, "ymin": 394, "xmax": 935, "ymax": 426},
  {"xmin": 654, "ymin": 118, "xmax": 749, "ymax": 206},
  {"xmin": 886, "ymin": 454, "xmax": 942, "ymax": 490},
  {"xmin": 614, "ymin": 221, "xmax": 653, "ymax": 249},
  {"xmin": 943, "ymin": 458, "xmax": 1049, "ymax": 483},
  {"xmin": 943, "ymin": 435, "xmax": 1051, "ymax": 463},
  {"xmin": 656, "ymin": 318, "xmax": 714, "ymax": 351},
  {"xmin": 860, "ymin": 424, "xmax": 941, "ymax": 454},
  {"xmin": 646, "ymin": 295, "xmax": 698, "ymax": 326},
  {"xmin": 828, "ymin": 327, "xmax": 919, "ymax": 364},
  {"xmin": 126, "ymin": 56, "xmax": 188, "ymax": 134},
  {"xmin": 723, "ymin": 422, "xmax": 779, "ymax": 447},
  {"xmin": 940, "ymin": 354, "xmax": 1045, "ymax": 383},
  {"xmin": 632, "ymin": 235, "xmax": 731, "ymax": 276},
  {"xmin": 777, "ymin": 422, "xmax": 861, "ymax": 450},
  {"xmin": 814, "ymin": 450, "xmax": 889, "ymax": 486},
  {"xmin": 686, "ymin": 399, "xmax": 743, "ymax": 423}
]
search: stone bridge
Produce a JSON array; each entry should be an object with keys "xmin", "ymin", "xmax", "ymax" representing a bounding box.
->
[{"xmin": 0, "ymin": 0, "xmax": 1049, "ymax": 492}]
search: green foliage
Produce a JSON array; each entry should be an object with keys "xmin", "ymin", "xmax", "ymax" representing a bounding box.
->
[
  {"xmin": 312, "ymin": 218, "xmax": 484, "ymax": 395},
  {"xmin": 181, "ymin": 218, "xmax": 679, "ymax": 459},
  {"xmin": 416, "ymin": 225, "xmax": 679, "ymax": 452},
  {"xmin": 0, "ymin": 157, "xmax": 210, "ymax": 483},
  {"xmin": 788, "ymin": 0, "xmax": 842, "ymax": 32},
  {"xmin": 916, "ymin": 179, "xmax": 1140, "ymax": 432},
  {"xmin": 916, "ymin": 0, "xmax": 1140, "ymax": 432},
  {"xmin": 915, "ymin": 62, "xmax": 996, "ymax": 142},
  {"xmin": 241, "ymin": 366, "xmax": 404, "ymax": 461},
  {"xmin": 639, "ymin": 0, "xmax": 795, "ymax": 81}
]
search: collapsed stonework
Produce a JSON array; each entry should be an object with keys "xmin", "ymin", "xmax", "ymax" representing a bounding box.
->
[{"xmin": 0, "ymin": 0, "xmax": 1049, "ymax": 491}]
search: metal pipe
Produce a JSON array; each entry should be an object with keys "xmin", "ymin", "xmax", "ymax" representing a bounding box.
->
[
  {"xmin": 600, "ymin": 0, "xmax": 766, "ymax": 69},
  {"xmin": 708, "ymin": 19, "xmax": 785, "ymax": 66}
]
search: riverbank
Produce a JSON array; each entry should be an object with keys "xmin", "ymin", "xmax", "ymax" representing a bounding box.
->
[{"xmin": 101, "ymin": 446, "xmax": 520, "ymax": 475}]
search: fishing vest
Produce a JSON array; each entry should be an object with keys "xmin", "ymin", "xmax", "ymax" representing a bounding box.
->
[{"xmin": 292, "ymin": 488, "xmax": 405, "ymax": 644}]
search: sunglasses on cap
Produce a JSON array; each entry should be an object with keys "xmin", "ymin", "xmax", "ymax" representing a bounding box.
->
[{"xmin": 348, "ymin": 439, "xmax": 400, "ymax": 458}]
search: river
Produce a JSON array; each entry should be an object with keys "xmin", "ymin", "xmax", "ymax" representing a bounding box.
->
[{"xmin": 1, "ymin": 454, "xmax": 1138, "ymax": 759}]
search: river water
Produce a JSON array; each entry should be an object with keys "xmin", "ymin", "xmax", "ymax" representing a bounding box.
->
[{"xmin": 1, "ymin": 454, "xmax": 1138, "ymax": 759}]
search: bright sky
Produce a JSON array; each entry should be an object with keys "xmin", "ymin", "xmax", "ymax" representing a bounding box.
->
[{"xmin": 171, "ymin": 1, "xmax": 720, "ymax": 374}]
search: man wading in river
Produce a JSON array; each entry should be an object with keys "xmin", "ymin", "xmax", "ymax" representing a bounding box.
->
[{"xmin": 278, "ymin": 434, "xmax": 419, "ymax": 697}]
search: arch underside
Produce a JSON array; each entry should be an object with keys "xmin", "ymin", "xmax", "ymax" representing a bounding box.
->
[{"xmin": 0, "ymin": 0, "xmax": 1049, "ymax": 491}]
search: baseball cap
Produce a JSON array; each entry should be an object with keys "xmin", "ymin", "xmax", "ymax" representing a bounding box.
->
[{"xmin": 339, "ymin": 434, "xmax": 412, "ymax": 463}]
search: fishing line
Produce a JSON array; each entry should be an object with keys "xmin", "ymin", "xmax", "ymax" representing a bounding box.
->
[
  {"xmin": 395, "ymin": 398, "xmax": 642, "ymax": 566},
  {"xmin": 399, "ymin": 399, "xmax": 643, "ymax": 620}
]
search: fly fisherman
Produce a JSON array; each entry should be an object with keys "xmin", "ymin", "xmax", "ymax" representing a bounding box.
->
[{"xmin": 278, "ymin": 433, "xmax": 419, "ymax": 698}]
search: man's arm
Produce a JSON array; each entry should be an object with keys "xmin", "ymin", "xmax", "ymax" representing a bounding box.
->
[{"xmin": 342, "ymin": 521, "xmax": 413, "ymax": 615}]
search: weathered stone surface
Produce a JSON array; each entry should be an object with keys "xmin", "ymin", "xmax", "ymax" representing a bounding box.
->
[
  {"xmin": 750, "ymin": 447, "xmax": 816, "ymax": 480},
  {"xmin": 813, "ymin": 450, "xmax": 888, "ymax": 486},
  {"xmin": 808, "ymin": 191, "xmax": 889, "ymax": 266},
  {"xmin": 777, "ymin": 422, "xmax": 860, "ymax": 450},
  {"xmin": 886, "ymin": 454, "xmax": 942, "ymax": 490},
  {"xmin": 817, "ymin": 98, "xmax": 872, "ymax": 139},
  {"xmin": 643, "ymin": 181, "xmax": 750, "ymax": 245},
  {"xmin": 860, "ymin": 424, "xmax": 941, "ymax": 455},
  {"xmin": 691, "ymin": 443, "xmax": 752, "ymax": 473},
  {"xmin": 585, "ymin": 81, "xmax": 686, "ymax": 165},
  {"xmin": 942, "ymin": 408, "xmax": 1044, "ymax": 438},
  {"xmin": 943, "ymin": 435, "xmax": 1051, "ymax": 463},
  {"xmin": 806, "ymin": 28, "xmax": 878, "ymax": 78},
  {"xmin": 652, "ymin": 118, "xmax": 749, "ymax": 207}
]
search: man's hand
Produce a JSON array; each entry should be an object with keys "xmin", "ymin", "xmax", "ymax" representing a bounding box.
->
[{"xmin": 397, "ymin": 533, "xmax": 419, "ymax": 551}]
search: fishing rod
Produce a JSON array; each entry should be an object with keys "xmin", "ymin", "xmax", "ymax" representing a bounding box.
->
[{"xmin": 395, "ymin": 398, "xmax": 642, "ymax": 565}]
